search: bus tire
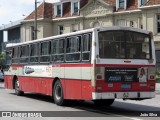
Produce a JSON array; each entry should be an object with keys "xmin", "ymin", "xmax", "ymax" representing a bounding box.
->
[
  {"xmin": 15, "ymin": 79, "xmax": 24, "ymax": 96},
  {"xmin": 53, "ymin": 80, "xmax": 66, "ymax": 106},
  {"xmin": 93, "ymin": 99, "xmax": 115, "ymax": 106}
]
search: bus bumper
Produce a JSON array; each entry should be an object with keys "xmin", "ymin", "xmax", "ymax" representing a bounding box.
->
[{"xmin": 92, "ymin": 92, "xmax": 156, "ymax": 100}]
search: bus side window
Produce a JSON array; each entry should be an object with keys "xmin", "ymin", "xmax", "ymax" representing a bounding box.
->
[
  {"xmin": 19, "ymin": 45, "xmax": 29, "ymax": 64},
  {"xmin": 30, "ymin": 43, "xmax": 39, "ymax": 63},
  {"xmin": 52, "ymin": 39, "xmax": 64, "ymax": 62},
  {"xmin": 40, "ymin": 41, "xmax": 51, "ymax": 63},
  {"xmin": 66, "ymin": 36, "xmax": 81, "ymax": 62},
  {"xmin": 12, "ymin": 47, "xmax": 19, "ymax": 64},
  {"xmin": 6, "ymin": 49, "xmax": 12, "ymax": 66},
  {"xmin": 82, "ymin": 34, "xmax": 91, "ymax": 61}
]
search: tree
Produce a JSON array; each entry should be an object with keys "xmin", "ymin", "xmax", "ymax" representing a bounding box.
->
[{"xmin": 0, "ymin": 52, "xmax": 5, "ymax": 68}]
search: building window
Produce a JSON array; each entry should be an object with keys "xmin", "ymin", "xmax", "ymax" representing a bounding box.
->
[
  {"xmin": 71, "ymin": 1, "xmax": 79, "ymax": 15},
  {"xmin": 157, "ymin": 14, "xmax": 160, "ymax": 33},
  {"xmin": 130, "ymin": 21, "xmax": 134, "ymax": 27},
  {"xmin": 117, "ymin": 19, "xmax": 125, "ymax": 26},
  {"xmin": 58, "ymin": 25, "xmax": 64, "ymax": 35},
  {"xmin": 138, "ymin": 0, "xmax": 147, "ymax": 6},
  {"xmin": 116, "ymin": 0, "xmax": 127, "ymax": 10},
  {"xmin": 141, "ymin": 0, "xmax": 147, "ymax": 5},
  {"xmin": 73, "ymin": 2, "xmax": 78, "ymax": 13},
  {"xmin": 31, "ymin": 26, "xmax": 35, "ymax": 40},
  {"xmin": 119, "ymin": 0, "xmax": 124, "ymax": 8},
  {"xmin": 57, "ymin": 5, "xmax": 61, "ymax": 16}
]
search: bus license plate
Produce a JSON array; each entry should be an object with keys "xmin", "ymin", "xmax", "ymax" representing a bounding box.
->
[{"xmin": 121, "ymin": 84, "xmax": 131, "ymax": 89}]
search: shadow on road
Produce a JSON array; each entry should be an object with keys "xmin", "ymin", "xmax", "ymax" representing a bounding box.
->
[{"xmin": 9, "ymin": 92, "xmax": 160, "ymax": 117}]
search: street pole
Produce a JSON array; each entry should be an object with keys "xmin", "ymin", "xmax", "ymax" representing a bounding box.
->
[{"xmin": 34, "ymin": 0, "xmax": 37, "ymax": 40}]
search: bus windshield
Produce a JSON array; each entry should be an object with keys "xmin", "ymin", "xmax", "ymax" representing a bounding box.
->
[{"xmin": 98, "ymin": 30, "xmax": 151, "ymax": 59}]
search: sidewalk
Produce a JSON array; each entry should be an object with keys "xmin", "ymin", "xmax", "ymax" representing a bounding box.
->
[{"xmin": 156, "ymin": 83, "xmax": 160, "ymax": 94}]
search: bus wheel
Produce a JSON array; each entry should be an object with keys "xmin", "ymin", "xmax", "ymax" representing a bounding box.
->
[
  {"xmin": 53, "ymin": 80, "xmax": 66, "ymax": 106},
  {"xmin": 15, "ymin": 79, "xmax": 24, "ymax": 96},
  {"xmin": 93, "ymin": 99, "xmax": 115, "ymax": 106}
]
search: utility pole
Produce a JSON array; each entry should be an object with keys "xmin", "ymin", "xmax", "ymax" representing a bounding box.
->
[{"xmin": 34, "ymin": 0, "xmax": 37, "ymax": 40}]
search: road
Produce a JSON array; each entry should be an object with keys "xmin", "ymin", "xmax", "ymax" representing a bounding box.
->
[{"xmin": 0, "ymin": 81, "xmax": 160, "ymax": 120}]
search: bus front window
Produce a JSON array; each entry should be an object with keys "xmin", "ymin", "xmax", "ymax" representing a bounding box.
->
[{"xmin": 98, "ymin": 31, "xmax": 151, "ymax": 59}]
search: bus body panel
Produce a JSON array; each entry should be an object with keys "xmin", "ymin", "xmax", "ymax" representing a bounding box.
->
[
  {"xmin": 4, "ymin": 64, "xmax": 94, "ymax": 100},
  {"xmin": 4, "ymin": 27, "xmax": 156, "ymax": 102}
]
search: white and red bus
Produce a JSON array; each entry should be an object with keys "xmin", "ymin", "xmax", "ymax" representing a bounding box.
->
[{"xmin": 4, "ymin": 26, "xmax": 156, "ymax": 106}]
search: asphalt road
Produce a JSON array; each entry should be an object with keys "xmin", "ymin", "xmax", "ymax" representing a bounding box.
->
[{"xmin": 0, "ymin": 81, "xmax": 160, "ymax": 120}]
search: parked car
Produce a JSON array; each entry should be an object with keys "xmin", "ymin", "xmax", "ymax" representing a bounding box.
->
[{"xmin": 0, "ymin": 71, "xmax": 4, "ymax": 81}]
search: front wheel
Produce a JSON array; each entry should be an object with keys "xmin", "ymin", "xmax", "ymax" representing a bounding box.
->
[
  {"xmin": 93, "ymin": 99, "xmax": 115, "ymax": 106},
  {"xmin": 53, "ymin": 80, "xmax": 66, "ymax": 106},
  {"xmin": 15, "ymin": 79, "xmax": 24, "ymax": 96}
]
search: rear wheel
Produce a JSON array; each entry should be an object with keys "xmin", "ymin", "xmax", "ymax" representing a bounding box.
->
[
  {"xmin": 93, "ymin": 99, "xmax": 115, "ymax": 106},
  {"xmin": 15, "ymin": 79, "xmax": 24, "ymax": 96},
  {"xmin": 53, "ymin": 80, "xmax": 66, "ymax": 106}
]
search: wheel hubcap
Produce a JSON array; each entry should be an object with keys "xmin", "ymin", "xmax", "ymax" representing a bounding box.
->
[
  {"xmin": 55, "ymin": 85, "xmax": 62, "ymax": 100},
  {"xmin": 15, "ymin": 80, "xmax": 19, "ymax": 92}
]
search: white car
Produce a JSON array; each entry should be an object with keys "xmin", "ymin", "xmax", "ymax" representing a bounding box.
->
[{"xmin": 0, "ymin": 71, "xmax": 4, "ymax": 81}]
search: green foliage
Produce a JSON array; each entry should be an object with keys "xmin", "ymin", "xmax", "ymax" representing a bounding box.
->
[
  {"xmin": 156, "ymin": 68, "xmax": 160, "ymax": 81},
  {"xmin": 0, "ymin": 52, "xmax": 5, "ymax": 66}
]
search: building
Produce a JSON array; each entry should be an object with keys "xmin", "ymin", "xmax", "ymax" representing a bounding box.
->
[
  {"xmin": 0, "ymin": 20, "xmax": 23, "ymax": 51},
  {"xmin": 22, "ymin": 0, "xmax": 160, "ymax": 43}
]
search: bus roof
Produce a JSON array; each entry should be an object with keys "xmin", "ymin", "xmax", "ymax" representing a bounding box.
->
[{"xmin": 6, "ymin": 26, "xmax": 150, "ymax": 48}]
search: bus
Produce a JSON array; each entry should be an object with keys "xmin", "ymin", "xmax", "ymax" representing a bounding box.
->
[{"xmin": 4, "ymin": 26, "xmax": 156, "ymax": 106}]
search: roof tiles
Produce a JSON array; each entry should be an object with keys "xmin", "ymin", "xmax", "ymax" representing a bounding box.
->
[{"xmin": 24, "ymin": 0, "xmax": 160, "ymax": 20}]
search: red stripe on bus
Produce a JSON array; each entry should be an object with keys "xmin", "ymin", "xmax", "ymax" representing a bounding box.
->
[
  {"xmin": 96, "ymin": 64, "xmax": 155, "ymax": 67},
  {"xmin": 52, "ymin": 64, "xmax": 93, "ymax": 67},
  {"xmin": 10, "ymin": 64, "xmax": 93, "ymax": 68},
  {"xmin": 12, "ymin": 65, "xmax": 24, "ymax": 68}
]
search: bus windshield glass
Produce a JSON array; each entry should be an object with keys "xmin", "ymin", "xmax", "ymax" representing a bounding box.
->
[{"xmin": 98, "ymin": 30, "xmax": 151, "ymax": 59}]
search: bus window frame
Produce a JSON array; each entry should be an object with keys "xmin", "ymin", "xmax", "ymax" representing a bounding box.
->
[
  {"xmin": 65, "ymin": 35, "xmax": 82, "ymax": 63},
  {"xmin": 29, "ymin": 42, "xmax": 40, "ymax": 64},
  {"xmin": 5, "ymin": 48, "xmax": 12, "ymax": 66},
  {"xmin": 51, "ymin": 38, "xmax": 65, "ymax": 63},
  {"xmin": 12, "ymin": 47, "xmax": 19, "ymax": 64},
  {"xmin": 40, "ymin": 40, "xmax": 51, "ymax": 63},
  {"xmin": 19, "ymin": 45, "xmax": 29, "ymax": 64},
  {"xmin": 82, "ymin": 33, "xmax": 92, "ymax": 62}
]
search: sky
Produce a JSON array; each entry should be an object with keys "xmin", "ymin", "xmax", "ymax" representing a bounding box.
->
[{"xmin": 0, "ymin": 0, "xmax": 53, "ymax": 25}]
